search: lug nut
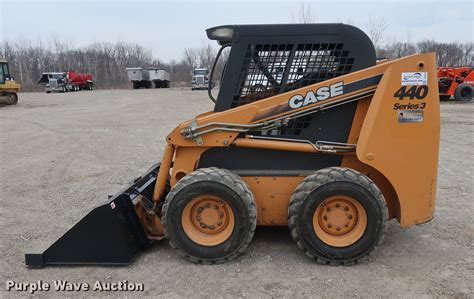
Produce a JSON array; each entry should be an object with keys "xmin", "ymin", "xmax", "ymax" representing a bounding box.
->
[
  {"xmin": 208, "ymin": 225, "xmax": 215, "ymax": 230},
  {"xmin": 196, "ymin": 216, "xmax": 201, "ymax": 221},
  {"xmin": 214, "ymin": 205, "xmax": 219, "ymax": 210},
  {"xmin": 336, "ymin": 227, "xmax": 341, "ymax": 231},
  {"xmin": 197, "ymin": 207, "xmax": 204, "ymax": 213},
  {"xmin": 335, "ymin": 203, "xmax": 340, "ymax": 208},
  {"xmin": 326, "ymin": 207, "xmax": 331, "ymax": 212},
  {"xmin": 217, "ymin": 221, "xmax": 222, "ymax": 226},
  {"xmin": 344, "ymin": 206, "xmax": 349, "ymax": 211},
  {"xmin": 219, "ymin": 212, "xmax": 224, "ymax": 218},
  {"xmin": 327, "ymin": 224, "xmax": 332, "ymax": 228},
  {"xmin": 204, "ymin": 203, "xmax": 210, "ymax": 208},
  {"xmin": 348, "ymin": 215, "xmax": 353, "ymax": 219},
  {"xmin": 200, "ymin": 223, "xmax": 207, "ymax": 228},
  {"xmin": 323, "ymin": 216, "xmax": 328, "ymax": 221}
]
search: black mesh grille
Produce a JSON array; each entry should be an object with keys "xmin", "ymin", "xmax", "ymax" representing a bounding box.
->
[
  {"xmin": 231, "ymin": 43, "xmax": 355, "ymax": 108},
  {"xmin": 283, "ymin": 115, "xmax": 312, "ymax": 135}
]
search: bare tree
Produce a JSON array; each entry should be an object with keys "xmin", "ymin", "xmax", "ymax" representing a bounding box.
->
[
  {"xmin": 367, "ymin": 16, "xmax": 388, "ymax": 53},
  {"xmin": 198, "ymin": 42, "xmax": 216, "ymax": 70},
  {"xmin": 290, "ymin": 3, "xmax": 315, "ymax": 24},
  {"xmin": 183, "ymin": 48, "xmax": 198, "ymax": 69},
  {"xmin": 461, "ymin": 43, "xmax": 474, "ymax": 66},
  {"xmin": 418, "ymin": 40, "xmax": 466, "ymax": 67}
]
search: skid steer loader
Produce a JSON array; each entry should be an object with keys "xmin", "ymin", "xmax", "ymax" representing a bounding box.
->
[{"xmin": 25, "ymin": 23, "xmax": 440, "ymax": 267}]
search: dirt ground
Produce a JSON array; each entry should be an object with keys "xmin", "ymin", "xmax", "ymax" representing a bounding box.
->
[{"xmin": 0, "ymin": 89, "xmax": 473, "ymax": 297}]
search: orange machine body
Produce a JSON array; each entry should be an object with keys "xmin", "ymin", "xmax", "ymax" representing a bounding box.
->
[{"xmin": 153, "ymin": 53, "xmax": 440, "ymax": 228}]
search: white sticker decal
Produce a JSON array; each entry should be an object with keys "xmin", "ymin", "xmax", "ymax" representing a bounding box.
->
[
  {"xmin": 398, "ymin": 110, "xmax": 424, "ymax": 123},
  {"xmin": 110, "ymin": 202, "xmax": 116, "ymax": 209},
  {"xmin": 401, "ymin": 72, "xmax": 428, "ymax": 86}
]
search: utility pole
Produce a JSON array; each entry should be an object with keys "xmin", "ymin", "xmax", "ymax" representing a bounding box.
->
[{"xmin": 19, "ymin": 62, "xmax": 23, "ymax": 83}]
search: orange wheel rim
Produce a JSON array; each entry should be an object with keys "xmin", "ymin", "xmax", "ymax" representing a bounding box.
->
[
  {"xmin": 181, "ymin": 195, "xmax": 235, "ymax": 246},
  {"xmin": 313, "ymin": 195, "xmax": 367, "ymax": 247}
]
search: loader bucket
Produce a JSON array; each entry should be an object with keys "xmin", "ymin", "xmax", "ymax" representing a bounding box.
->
[{"xmin": 25, "ymin": 164, "xmax": 162, "ymax": 267}]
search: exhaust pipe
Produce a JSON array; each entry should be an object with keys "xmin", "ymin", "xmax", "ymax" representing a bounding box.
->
[{"xmin": 25, "ymin": 164, "xmax": 162, "ymax": 267}]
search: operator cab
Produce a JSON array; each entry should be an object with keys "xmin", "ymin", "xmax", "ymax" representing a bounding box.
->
[
  {"xmin": 200, "ymin": 24, "xmax": 377, "ymax": 169},
  {"xmin": 0, "ymin": 61, "xmax": 13, "ymax": 84},
  {"xmin": 206, "ymin": 24, "xmax": 376, "ymax": 113}
]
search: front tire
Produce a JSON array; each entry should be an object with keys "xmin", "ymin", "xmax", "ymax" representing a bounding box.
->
[
  {"xmin": 288, "ymin": 167, "xmax": 387, "ymax": 265},
  {"xmin": 162, "ymin": 168, "xmax": 256, "ymax": 264}
]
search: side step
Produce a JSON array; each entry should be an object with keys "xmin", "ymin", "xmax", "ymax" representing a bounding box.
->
[{"xmin": 25, "ymin": 163, "xmax": 161, "ymax": 267}]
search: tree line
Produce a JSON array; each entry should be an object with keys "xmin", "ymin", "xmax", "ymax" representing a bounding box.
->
[
  {"xmin": 0, "ymin": 37, "xmax": 472, "ymax": 92},
  {"xmin": 363, "ymin": 16, "xmax": 473, "ymax": 67},
  {"xmin": 0, "ymin": 39, "xmax": 228, "ymax": 91},
  {"xmin": 377, "ymin": 40, "xmax": 473, "ymax": 67}
]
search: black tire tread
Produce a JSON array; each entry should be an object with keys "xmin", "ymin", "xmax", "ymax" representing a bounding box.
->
[
  {"xmin": 288, "ymin": 167, "xmax": 388, "ymax": 265},
  {"xmin": 454, "ymin": 83, "xmax": 473, "ymax": 102},
  {"xmin": 162, "ymin": 167, "xmax": 256, "ymax": 264}
]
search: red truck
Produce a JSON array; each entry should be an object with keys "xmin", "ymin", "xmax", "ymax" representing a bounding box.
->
[
  {"xmin": 437, "ymin": 67, "xmax": 473, "ymax": 101},
  {"xmin": 38, "ymin": 70, "xmax": 94, "ymax": 93}
]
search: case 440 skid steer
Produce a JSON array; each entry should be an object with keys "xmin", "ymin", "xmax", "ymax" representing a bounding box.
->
[{"xmin": 25, "ymin": 24, "xmax": 440, "ymax": 267}]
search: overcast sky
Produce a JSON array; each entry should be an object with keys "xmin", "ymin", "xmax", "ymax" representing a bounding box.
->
[{"xmin": 1, "ymin": 0, "xmax": 472, "ymax": 61}]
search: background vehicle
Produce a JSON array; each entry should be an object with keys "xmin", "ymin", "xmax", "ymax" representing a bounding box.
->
[
  {"xmin": 191, "ymin": 67, "xmax": 213, "ymax": 90},
  {"xmin": 126, "ymin": 67, "xmax": 170, "ymax": 89},
  {"xmin": 437, "ymin": 67, "xmax": 473, "ymax": 101},
  {"xmin": 26, "ymin": 24, "xmax": 440, "ymax": 267},
  {"xmin": 37, "ymin": 71, "xmax": 94, "ymax": 93},
  {"xmin": 0, "ymin": 60, "xmax": 21, "ymax": 106}
]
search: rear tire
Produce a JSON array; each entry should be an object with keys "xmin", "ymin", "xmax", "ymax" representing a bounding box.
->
[
  {"xmin": 162, "ymin": 168, "xmax": 256, "ymax": 264},
  {"xmin": 288, "ymin": 167, "xmax": 387, "ymax": 265},
  {"xmin": 454, "ymin": 84, "xmax": 472, "ymax": 102}
]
